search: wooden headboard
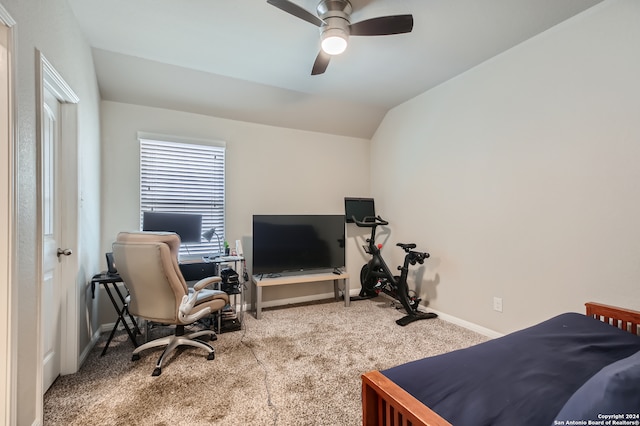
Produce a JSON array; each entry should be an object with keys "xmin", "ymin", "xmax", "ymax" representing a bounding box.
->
[{"xmin": 585, "ymin": 302, "xmax": 640, "ymax": 335}]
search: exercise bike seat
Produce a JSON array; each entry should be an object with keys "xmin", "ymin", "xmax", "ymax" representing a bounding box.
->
[{"xmin": 397, "ymin": 243, "xmax": 417, "ymax": 251}]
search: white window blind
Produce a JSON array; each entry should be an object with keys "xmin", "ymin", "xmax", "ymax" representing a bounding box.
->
[{"xmin": 139, "ymin": 136, "xmax": 225, "ymax": 258}]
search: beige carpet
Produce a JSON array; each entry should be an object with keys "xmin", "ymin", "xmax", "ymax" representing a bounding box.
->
[{"xmin": 44, "ymin": 297, "xmax": 487, "ymax": 425}]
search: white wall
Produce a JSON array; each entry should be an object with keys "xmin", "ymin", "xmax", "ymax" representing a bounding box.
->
[
  {"xmin": 2, "ymin": 0, "xmax": 101, "ymax": 424},
  {"xmin": 371, "ymin": 0, "xmax": 640, "ymax": 334},
  {"xmin": 100, "ymin": 101, "xmax": 370, "ymax": 317}
]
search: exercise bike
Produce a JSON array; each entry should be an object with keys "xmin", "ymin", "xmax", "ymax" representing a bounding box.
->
[{"xmin": 352, "ymin": 215, "xmax": 437, "ymax": 326}]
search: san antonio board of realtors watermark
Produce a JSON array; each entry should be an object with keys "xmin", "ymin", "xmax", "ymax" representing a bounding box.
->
[{"xmin": 554, "ymin": 413, "xmax": 640, "ymax": 426}]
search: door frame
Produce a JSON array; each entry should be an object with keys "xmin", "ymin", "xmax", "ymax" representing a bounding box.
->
[
  {"xmin": 0, "ymin": 4, "xmax": 16, "ymax": 424},
  {"xmin": 35, "ymin": 50, "xmax": 79, "ymax": 407}
]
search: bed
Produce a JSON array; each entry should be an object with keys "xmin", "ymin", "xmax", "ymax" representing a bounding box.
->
[{"xmin": 362, "ymin": 302, "xmax": 640, "ymax": 426}]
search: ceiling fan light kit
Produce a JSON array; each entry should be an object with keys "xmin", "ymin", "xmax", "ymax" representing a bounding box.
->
[
  {"xmin": 321, "ymin": 27, "xmax": 349, "ymax": 55},
  {"xmin": 267, "ymin": 0, "xmax": 413, "ymax": 75}
]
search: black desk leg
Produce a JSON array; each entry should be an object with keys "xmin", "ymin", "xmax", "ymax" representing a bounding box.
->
[
  {"xmin": 113, "ymin": 283, "xmax": 142, "ymax": 336},
  {"xmin": 101, "ymin": 282, "xmax": 138, "ymax": 356},
  {"xmin": 101, "ymin": 313, "xmax": 124, "ymax": 357}
]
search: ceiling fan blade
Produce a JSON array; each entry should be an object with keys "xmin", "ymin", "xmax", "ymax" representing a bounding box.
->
[
  {"xmin": 311, "ymin": 51, "xmax": 331, "ymax": 75},
  {"xmin": 349, "ymin": 14, "xmax": 414, "ymax": 36},
  {"xmin": 267, "ymin": 0, "xmax": 324, "ymax": 27}
]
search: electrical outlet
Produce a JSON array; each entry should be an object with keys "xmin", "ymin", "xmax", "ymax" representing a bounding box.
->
[{"xmin": 493, "ymin": 297, "xmax": 503, "ymax": 313}]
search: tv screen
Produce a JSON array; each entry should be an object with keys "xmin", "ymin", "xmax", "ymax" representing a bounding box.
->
[
  {"xmin": 344, "ymin": 197, "xmax": 375, "ymax": 223},
  {"xmin": 252, "ymin": 215, "xmax": 345, "ymax": 275},
  {"xmin": 142, "ymin": 212, "xmax": 203, "ymax": 243}
]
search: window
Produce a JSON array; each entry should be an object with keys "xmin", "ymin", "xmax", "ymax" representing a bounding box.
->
[{"xmin": 139, "ymin": 133, "xmax": 225, "ymax": 258}]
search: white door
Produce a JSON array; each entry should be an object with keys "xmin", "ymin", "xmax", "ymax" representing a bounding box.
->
[
  {"xmin": 37, "ymin": 52, "xmax": 80, "ymax": 402},
  {"xmin": 41, "ymin": 87, "xmax": 65, "ymax": 392},
  {"xmin": 0, "ymin": 9, "xmax": 16, "ymax": 423}
]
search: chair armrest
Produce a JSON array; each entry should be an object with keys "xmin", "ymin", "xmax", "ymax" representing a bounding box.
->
[
  {"xmin": 179, "ymin": 276, "xmax": 222, "ymax": 323},
  {"xmin": 179, "ymin": 295, "xmax": 210, "ymax": 323},
  {"xmin": 193, "ymin": 276, "xmax": 222, "ymax": 292}
]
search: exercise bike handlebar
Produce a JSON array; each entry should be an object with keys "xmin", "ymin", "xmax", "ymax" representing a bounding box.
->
[
  {"xmin": 409, "ymin": 251, "xmax": 430, "ymax": 265},
  {"xmin": 352, "ymin": 215, "xmax": 389, "ymax": 228}
]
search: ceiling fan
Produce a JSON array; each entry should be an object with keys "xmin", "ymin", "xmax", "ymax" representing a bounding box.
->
[{"xmin": 266, "ymin": 0, "xmax": 414, "ymax": 75}]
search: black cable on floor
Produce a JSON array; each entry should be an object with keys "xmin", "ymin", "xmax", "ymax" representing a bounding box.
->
[{"xmin": 239, "ymin": 318, "xmax": 279, "ymax": 426}]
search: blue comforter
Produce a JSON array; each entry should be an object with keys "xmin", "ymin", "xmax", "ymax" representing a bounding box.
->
[{"xmin": 381, "ymin": 313, "xmax": 640, "ymax": 426}]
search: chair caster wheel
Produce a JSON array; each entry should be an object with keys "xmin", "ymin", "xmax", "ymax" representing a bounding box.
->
[
  {"xmin": 207, "ymin": 352, "xmax": 215, "ymax": 361},
  {"xmin": 210, "ymin": 334, "xmax": 217, "ymax": 341},
  {"xmin": 132, "ymin": 354, "xmax": 140, "ymax": 361},
  {"xmin": 152, "ymin": 367, "xmax": 162, "ymax": 376}
]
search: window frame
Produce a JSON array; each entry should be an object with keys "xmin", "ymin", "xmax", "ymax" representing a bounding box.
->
[{"xmin": 138, "ymin": 132, "xmax": 226, "ymax": 259}]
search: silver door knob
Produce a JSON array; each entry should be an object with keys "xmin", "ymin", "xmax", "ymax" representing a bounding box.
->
[{"xmin": 57, "ymin": 248, "xmax": 73, "ymax": 257}]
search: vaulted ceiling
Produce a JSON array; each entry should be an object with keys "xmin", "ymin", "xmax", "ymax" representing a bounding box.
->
[{"xmin": 68, "ymin": 0, "xmax": 603, "ymax": 138}]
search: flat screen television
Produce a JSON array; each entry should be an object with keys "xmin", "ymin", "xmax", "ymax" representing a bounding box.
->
[
  {"xmin": 344, "ymin": 197, "xmax": 375, "ymax": 223},
  {"xmin": 142, "ymin": 211, "xmax": 203, "ymax": 243},
  {"xmin": 252, "ymin": 215, "xmax": 345, "ymax": 275}
]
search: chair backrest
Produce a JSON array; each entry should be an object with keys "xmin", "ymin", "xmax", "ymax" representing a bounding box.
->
[{"xmin": 112, "ymin": 231, "xmax": 189, "ymax": 323}]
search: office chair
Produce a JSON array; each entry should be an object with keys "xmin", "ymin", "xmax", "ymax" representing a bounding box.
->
[{"xmin": 112, "ymin": 231, "xmax": 229, "ymax": 376}]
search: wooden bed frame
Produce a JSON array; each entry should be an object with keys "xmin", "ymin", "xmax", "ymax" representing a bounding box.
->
[{"xmin": 361, "ymin": 302, "xmax": 640, "ymax": 426}]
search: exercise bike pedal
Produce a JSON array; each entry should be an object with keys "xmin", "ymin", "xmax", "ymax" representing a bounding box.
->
[{"xmin": 410, "ymin": 297, "xmax": 422, "ymax": 310}]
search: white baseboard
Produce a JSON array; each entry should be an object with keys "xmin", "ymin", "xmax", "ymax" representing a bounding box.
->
[
  {"xmin": 78, "ymin": 329, "xmax": 102, "ymax": 367},
  {"xmin": 100, "ymin": 322, "xmax": 115, "ymax": 333},
  {"xmin": 99, "ymin": 318, "xmax": 137, "ymax": 334},
  {"xmin": 368, "ymin": 292, "xmax": 502, "ymax": 339},
  {"xmin": 425, "ymin": 308, "xmax": 504, "ymax": 339}
]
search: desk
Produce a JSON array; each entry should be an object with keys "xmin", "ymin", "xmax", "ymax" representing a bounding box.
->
[
  {"xmin": 179, "ymin": 255, "xmax": 245, "ymax": 280},
  {"xmin": 90, "ymin": 272, "xmax": 140, "ymax": 356},
  {"xmin": 252, "ymin": 272, "xmax": 349, "ymax": 319},
  {"xmin": 180, "ymin": 256, "xmax": 246, "ymax": 333}
]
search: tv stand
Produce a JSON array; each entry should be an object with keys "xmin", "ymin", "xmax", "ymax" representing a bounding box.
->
[{"xmin": 251, "ymin": 272, "xmax": 350, "ymax": 319}]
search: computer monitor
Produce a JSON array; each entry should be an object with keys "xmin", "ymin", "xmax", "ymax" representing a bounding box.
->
[{"xmin": 142, "ymin": 212, "xmax": 202, "ymax": 243}]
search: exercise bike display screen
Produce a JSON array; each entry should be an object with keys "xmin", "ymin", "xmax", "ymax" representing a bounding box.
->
[{"xmin": 344, "ymin": 197, "xmax": 375, "ymax": 223}]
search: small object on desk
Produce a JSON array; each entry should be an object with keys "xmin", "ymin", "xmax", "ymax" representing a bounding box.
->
[{"xmin": 106, "ymin": 251, "xmax": 117, "ymax": 274}]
